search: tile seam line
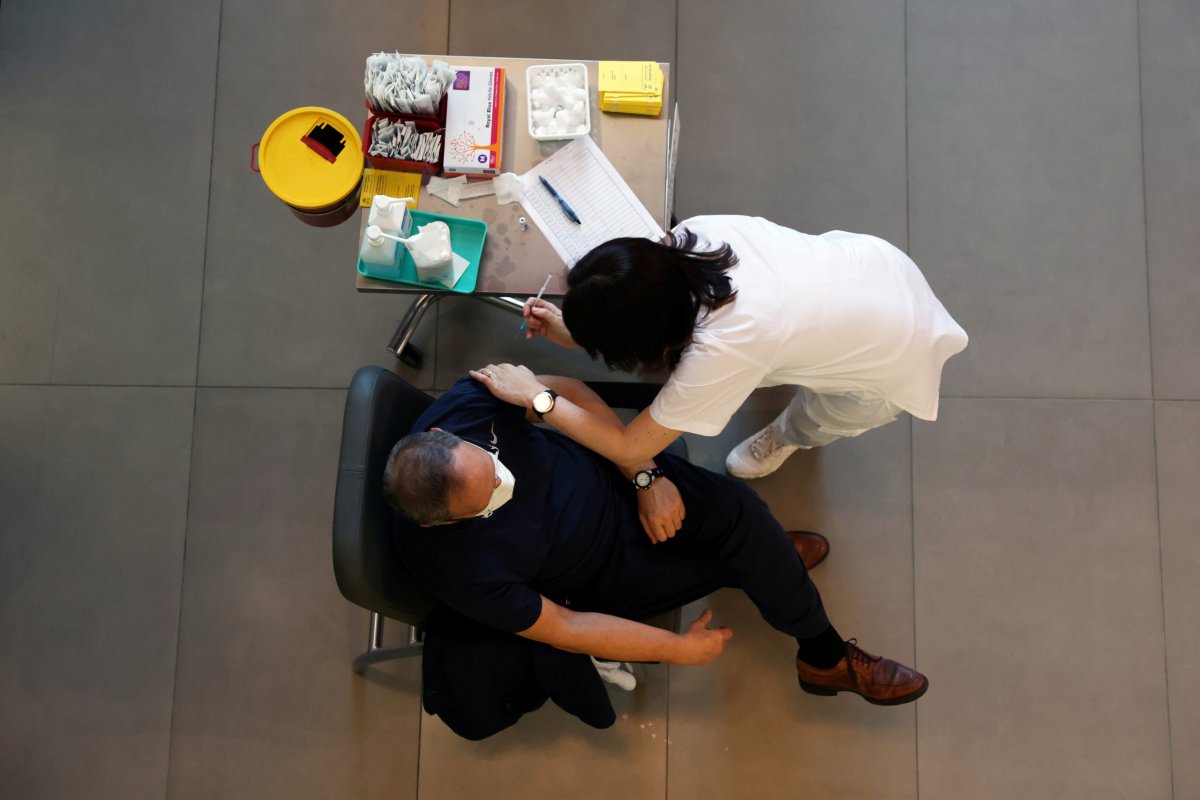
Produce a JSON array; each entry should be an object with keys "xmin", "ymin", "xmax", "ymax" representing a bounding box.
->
[
  {"xmin": 163, "ymin": 1, "xmax": 223, "ymax": 795},
  {"xmin": 904, "ymin": 1, "xmax": 920, "ymax": 796},
  {"xmin": 939, "ymin": 395, "xmax": 1160, "ymax": 402},
  {"xmin": 4, "ymin": 385, "xmax": 1194, "ymax": 401},
  {"xmin": 1151, "ymin": 399, "xmax": 1175, "ymax": 798},
  {"xmin": 668, "ymin": 14, "xmax": 680, "ymax": 800},
  {"xmin": 417, "ymin": 0, "xmax": 450, "ymax": 792},
  {"xmin": 665, "ymin": 661, "xmax": 671, "ymax": 800},
  {"xmin": 0, "ymin": 383, "xmax": 374, "ymax": 391},
  {"xmin": 1135, "ymin": 0, "xmax": 1174, "ymax": 795},
  {"xmin": 415, "ymin": 660, "xmax": 424, "ymax": 799},
  {"xmin": 48, "ymin": 287, "xmax": 61, "ymax": 383}
]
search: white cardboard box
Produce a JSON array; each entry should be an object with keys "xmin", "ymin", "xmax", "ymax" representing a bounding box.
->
[{"xmin": 442, "ymin": 67, "xmax": 506, "ymax": 176}]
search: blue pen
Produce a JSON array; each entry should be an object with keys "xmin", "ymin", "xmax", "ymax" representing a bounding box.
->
[{"xmin": 539, "ymin": 176, "xmax": 582, "ymax": 225}]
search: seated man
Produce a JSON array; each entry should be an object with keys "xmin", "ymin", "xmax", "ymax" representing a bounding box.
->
[{"xmin": 384, "ymin": 374, "xmax": 927, "ymax": 705}]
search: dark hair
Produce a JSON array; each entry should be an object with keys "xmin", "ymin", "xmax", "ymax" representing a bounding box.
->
[
  {"xmin": 382, "ymin": 430, "xmax": 463, "ymax": 525},
  {"xmin": 562, "ymin": 229, "xmax": 738, "ymax": 372}
]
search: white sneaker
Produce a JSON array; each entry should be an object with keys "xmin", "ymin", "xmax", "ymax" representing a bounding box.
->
[
  {"xmin": 591, "ymin": 657, "xmax": 637, "ymax": 691},
  {"xmin": 725, "ymin": 425, "xmax": 801, "ymax": 479}
]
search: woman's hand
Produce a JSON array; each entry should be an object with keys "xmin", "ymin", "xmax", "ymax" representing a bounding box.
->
[
  {"xmin": 636, "ymin": 477, "xmax": 686, "ymax": 544},
  {"xmin": 469, "ymin": 363, "xmax": 546, "ymax": 409},
  {"xmin": 522, "ymin": 298, "xmax": 577, "ymax": 349}
]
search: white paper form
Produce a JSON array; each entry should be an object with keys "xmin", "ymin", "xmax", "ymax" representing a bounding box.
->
[{"xmin": 520, "ymin": 136, "xmax": 665, "ymax": 268}]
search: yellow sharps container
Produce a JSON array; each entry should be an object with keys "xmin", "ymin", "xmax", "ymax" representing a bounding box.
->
[{"xmin": 254, "ymin": 107, "xmax": 364, "ymax": 227}]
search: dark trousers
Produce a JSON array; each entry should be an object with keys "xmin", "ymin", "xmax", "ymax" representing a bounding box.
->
[{"xmin": 547, "ymin": 453, "xmax": 831, "ymax": 640}]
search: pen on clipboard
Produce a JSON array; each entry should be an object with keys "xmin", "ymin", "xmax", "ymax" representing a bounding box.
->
[
  {"xmin": 538, "ymin": 176, "xmax": 582, "ymax": 225},
  {"xmin": 518, "ymin": 273, "xmax": 555, "ymax": 340}
]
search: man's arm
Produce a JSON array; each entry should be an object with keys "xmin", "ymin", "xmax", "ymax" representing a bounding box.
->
[
  {"xmin": 531, "ymin": 375, "xmax": 686, "ymax": 543},
  {"xmin": 471, "ymin": 365, "xmax": 681, "ymax": 470},
  {"xmin": 530, "ymin": 375, "xmax": 660, "ymax": 477},
  {"xmin": 525, "ymin": 375, "xmax": 624, "ymax": 428},
  {"xmin": 518, "ymin": 595, "xmax": 732, "ymax": 666}
]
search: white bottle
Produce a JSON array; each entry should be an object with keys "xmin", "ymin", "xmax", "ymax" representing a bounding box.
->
[
  {"xmin": 367, "ymin": 195, "xmax": 413, "ymax": 237},
  {"xmin": 407, "ymin": 221, "xmax": 453, "ymax": 283},
  {"xmin": 359, "ymin": 225, "xmax": 398, "ymax": 267}
]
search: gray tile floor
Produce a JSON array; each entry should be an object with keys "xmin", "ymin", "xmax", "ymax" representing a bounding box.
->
[{"xmin": 1, "ymin": 0, "xmax": 1196, "ymax": 798}]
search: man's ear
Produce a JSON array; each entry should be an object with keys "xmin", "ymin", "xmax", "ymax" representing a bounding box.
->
[{"xmin": 430, "ymin": 426, "xmax": 444, "ymax": 432}]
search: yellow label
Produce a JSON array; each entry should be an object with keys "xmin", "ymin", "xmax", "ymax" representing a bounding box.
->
[{"xmin": 359, "ymin": 169, "xmax": 422, "ymax": 208}]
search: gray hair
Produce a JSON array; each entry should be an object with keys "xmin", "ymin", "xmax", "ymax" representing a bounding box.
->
[{"xmin": 383, "ymin": 430, "xmax": 463, "ymax": 524}]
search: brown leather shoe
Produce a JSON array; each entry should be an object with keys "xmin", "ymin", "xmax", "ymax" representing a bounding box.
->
[
  {"xmin": 787, "ymin": 530, "xmax": 829, "ymax": 571},
  {"xmin": 796, "ymin": 639, "xmax": 928, "ymax": 706}
]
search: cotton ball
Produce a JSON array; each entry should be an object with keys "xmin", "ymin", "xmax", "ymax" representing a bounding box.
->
[{"xmin": 529, "ymin": 66, "xmax": 592, "ymax": 137}]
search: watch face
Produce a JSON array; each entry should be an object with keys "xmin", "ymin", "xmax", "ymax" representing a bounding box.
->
[
  {"xmin": 533, "ymin": 391, "xmax": 553, "ymax": 414},
  {"xmin": 635, "ymin": 471, "xmax": 651, "ymax": 488}
]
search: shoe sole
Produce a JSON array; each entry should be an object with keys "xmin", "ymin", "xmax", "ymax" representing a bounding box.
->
[
  {"xmin": 799, "ymin": 675, "xmax": 929, "ymax": 706},
  {"xmin": 725, "ymin": 465, "xmax": 781, "ymax": 481}
]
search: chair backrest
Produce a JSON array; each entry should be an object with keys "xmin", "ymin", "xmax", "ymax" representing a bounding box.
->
[
  {"xmin": 333, "ymin": 366, "xmax": 438, "ymax": 626},
  {"xmin": 332, "ymin": 369, "xmax": 688, "ymax": 627}
]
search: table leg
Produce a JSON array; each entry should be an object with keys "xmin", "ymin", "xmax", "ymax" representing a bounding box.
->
[
  {"xmin": 387, "ymin": 293, "xmax": 442, "ymax": 367},
  {"xmin": 475, "ymin": 295, "xmax": 527, "ymax": 314},
  {"xmin": 386, "ymin": 294, "xmax": 531, "ymax": 368}
]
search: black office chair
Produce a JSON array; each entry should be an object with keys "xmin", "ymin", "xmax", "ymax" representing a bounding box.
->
[{"xmin": 332, "ymin": 365, "xmax": 686, "ymax": 674}]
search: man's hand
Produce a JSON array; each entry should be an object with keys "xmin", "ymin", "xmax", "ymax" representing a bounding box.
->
[
  {"xmin": 469, "ymin": 363, "xmax": 546, "ymax": 409},
  {"xmin": 675, "ymin": 609, "xmax": 733, "ymax": 665},
  {"xmin": 637, "ymin": 476, "xmax": 686, "ymax": 543},
  {"xmin": 522, "ymin": 298, "xmax": 577, "ymax": 348}
]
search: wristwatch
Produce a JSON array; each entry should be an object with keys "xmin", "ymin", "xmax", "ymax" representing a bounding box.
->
[
  {"xmin": 632, "ymin": 467, "xmax": 665, "ymax": 490},
  {"xmin": 532, "ymin": 389, "xmax": 559, "ymax": 419}
]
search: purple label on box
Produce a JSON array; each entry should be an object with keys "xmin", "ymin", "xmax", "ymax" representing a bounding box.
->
[{"xmin": 453, "ymin": 70, "xmax": 471, "ymax": 90}]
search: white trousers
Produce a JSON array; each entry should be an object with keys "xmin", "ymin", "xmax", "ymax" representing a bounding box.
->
[{"xmin": 773, "ymin": 386, "xmax": 903, "ymax": 448}]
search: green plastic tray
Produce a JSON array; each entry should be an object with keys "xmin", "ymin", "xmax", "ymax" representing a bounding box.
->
[{"xmin": 357, "ymin": 210, "xmax": 487, "ymax": 293}]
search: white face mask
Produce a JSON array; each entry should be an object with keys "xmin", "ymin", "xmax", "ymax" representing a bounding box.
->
[{"xmin": 476, "ymin": 448, "xmax": 516, "ymax": 518}]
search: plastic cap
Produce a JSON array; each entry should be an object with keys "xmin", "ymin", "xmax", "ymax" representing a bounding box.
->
[{"xmin": 366, "ymin": 225, "xmax": 385, "ymax": 244}]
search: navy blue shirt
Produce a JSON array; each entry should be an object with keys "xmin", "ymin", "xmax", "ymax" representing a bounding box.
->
[{"xmin": 394, "ymin": 378, "xmax": 637, "ymax": 633}]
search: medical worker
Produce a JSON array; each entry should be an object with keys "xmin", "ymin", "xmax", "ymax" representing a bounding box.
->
[{"xmin": 472, "ymin": 216, "xmax": 966, "ymax": 532}]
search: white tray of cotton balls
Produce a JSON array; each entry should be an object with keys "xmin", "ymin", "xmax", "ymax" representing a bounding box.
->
[{"xmin": 526, "ymin": 63, "xmax": 591, "ymax": 141}]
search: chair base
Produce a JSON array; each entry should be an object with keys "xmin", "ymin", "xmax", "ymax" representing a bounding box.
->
[{"xmin": 352, "ymin": 611, "xmax": 423, "ymax": 675}]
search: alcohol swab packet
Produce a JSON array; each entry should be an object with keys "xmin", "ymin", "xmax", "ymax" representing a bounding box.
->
[
  {"xmin": 428, "ymin": 175, "xmax": 468, "ymax": 207},
  {"xmin": 494, "ymin": 172, "xmax": 523, "ymax": 204}
]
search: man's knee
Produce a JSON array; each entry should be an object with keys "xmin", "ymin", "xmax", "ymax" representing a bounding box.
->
[{"xmin": 711, "ymin": 475, "xmax": 781, "ymax": 531}]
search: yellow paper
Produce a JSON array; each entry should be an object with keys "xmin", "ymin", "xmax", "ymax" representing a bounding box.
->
[
  {"xmin": 359, "ymin": 169, "xmax": 422, "ymax": 208},
  {"xmin": 599, "ymin": 61, "xmax": 663, "ymax": 116},
  {"xmin": 599, "ymin": 61, "xmax": 662, "ymax": 94}
]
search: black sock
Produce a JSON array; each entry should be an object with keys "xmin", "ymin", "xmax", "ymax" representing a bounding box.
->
[{"xmin": 796, "ymin": 624, "xmax": 844, "ymax": 669}]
